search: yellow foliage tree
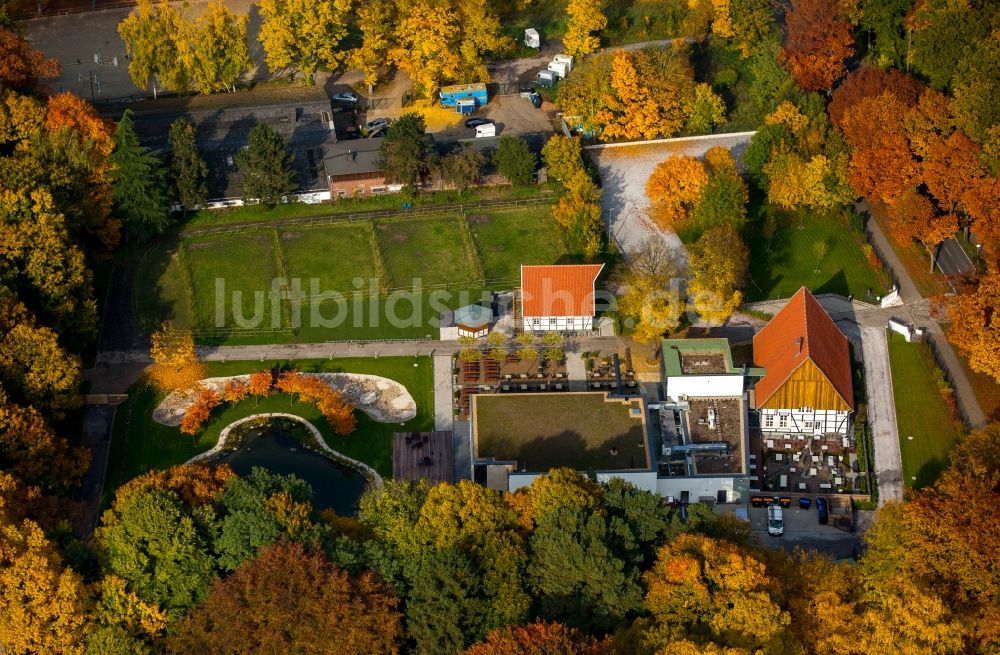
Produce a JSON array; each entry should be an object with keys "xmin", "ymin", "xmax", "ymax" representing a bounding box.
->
[
  {"xmin": 352, "ymin": 0, "xmax": 394, "ymax": 92},
  {"xmin": 763, "ymin": 150, "xmax": 839, "ymax": 210},
  {"xmin": 563, "ymin": 0, "xmax": 606, "ymax": 56},
  {"xmin": 148, "ymin": 323, "xmax": 204, "ymax": 393},
  {"xmin": 257, "ymin": 0, "xmax": 350, "ymax": 83},
  {"xmin": 0, "ymin": 518, "xmax": 90, "ymax": 655},
  {"xmin": 617, "ymin": 238, "xmax": 686, "ymax": 344},
  {"xmin": 389, "ymin": 2, "xmax": 461, "ymax": 96},
  {"xmin": 684, "ymin": 83, "xmax": 726, "ymax": 133},
  {"xmin": 710, "ymin": 0, "xmax": 735, "ymax": 37},
  {"xmin": 645, "ymin": 155, "xmax": 709, "ymax": 232},
  {"xmin": 764, "ymin": 100, "xmax": 809, "ymax": 133},
  {"xmin": 597, "ymin": 51, "xmax": 667, "ymax": 141},
  {"xmin": 704, "ymin": 145, "xmax": 737, "ymax": 175},
  {"xmin": 687, "ymin": 225, "xmax": 748, "ymax": 325}
]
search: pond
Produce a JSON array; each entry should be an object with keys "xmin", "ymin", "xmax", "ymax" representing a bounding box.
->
[{"xmin": 211, "ymin": 417, "xmax": 368, "ymax": 515}]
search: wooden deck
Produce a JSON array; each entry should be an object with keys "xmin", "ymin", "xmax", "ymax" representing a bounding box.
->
[{"xmin": 392, "ymin": 432, "xmax": 454, "ymax": 484}]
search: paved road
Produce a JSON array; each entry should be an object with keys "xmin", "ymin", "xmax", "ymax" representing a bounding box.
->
[
  {"xmin": 587, "ymin": 132, "xmax": 755, "ymax": 259},
  {"xmin": 75, "ymin": 405, "xmax": 115, "ymax": 535},
  {"xmin": 860, "ymin": 201, "xmax": 986, "ymax": 428},
  {"xmin": 861, "ymin": 326, "xmax": 903, "ymax": 504},
  {"xmin": 936, "ymin": 238, "xmax": 974, "ymax": 276}
]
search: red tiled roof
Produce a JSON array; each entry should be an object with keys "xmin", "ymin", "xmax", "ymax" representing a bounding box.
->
[
  {"xmin": 753, "ymin": 287, "xmax": 854, "ymax": 410},
  {"xmin": 520, "ymin": 264, "xmax": 604, "ymax": 318}
]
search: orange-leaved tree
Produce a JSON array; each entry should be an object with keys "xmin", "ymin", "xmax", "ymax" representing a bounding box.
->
[
  {"xmin": 828, "ymin": 65, "xmax": 923, "ymax": 129},
  {"xmin": 780, "ymin": 0, "xmax": 854, "ymax": 92},
  {"xmin": 946, "ymin": 274, "xmax": 1000, "ymax": 382},
  {"xmin": 645, "ymin": 155, "xmax": 709, "ymax": 233},
  {"xmin": 277, "ymin": 371, "xmax": 357, "ymax": 435},
  {"xmin": 247, "ymin": 370, "xmax": 272, "ymax": 402},
  {"xmin": 168, "ymin": 542, "xmax": 403, "ymax": 654},
  {"xmin": 0, "ymin": 24, "xmax": 59, "ymax": 89},
  {"xmin": 886, "ymin": 189, "xmax": 936, "ymax": 246},
  {"xmin": 462, "ymin": 621, "xmax": 616, "ymax": 654},
  {"xmin": 180, "ymin": 386, "xmax": 222, "ymax": 435},
  {"xmin": 0, "ymin": 394, "xmax": 90, "ymax": 494},
  {"xmin": 841, "ymin": 91, "xmax": 921, "ymax": 204},
  {"xmin": 221, "ymin": 379, "xmax": 249, "ymax": 404},
  {"xmin": 148, "ymin": 323, "xmax": 204, "ymax": 393}
]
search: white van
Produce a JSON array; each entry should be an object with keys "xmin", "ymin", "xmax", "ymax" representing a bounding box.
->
[{"xmin": 767, "ymin": 505, "xmax": 784, "ymax": 536}]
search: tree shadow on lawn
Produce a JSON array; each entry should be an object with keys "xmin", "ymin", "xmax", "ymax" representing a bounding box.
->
[{"xmin": 486, "ymin": 428, "xmax": 648, "ymax": 472}]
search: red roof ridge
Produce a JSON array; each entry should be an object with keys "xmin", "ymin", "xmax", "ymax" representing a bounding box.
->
[{"xmin": 520, "ymin": 264, "xmax": 604, "ymax": 318}]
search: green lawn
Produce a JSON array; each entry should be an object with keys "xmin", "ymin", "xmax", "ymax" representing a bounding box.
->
[
  {"xmin": 887, "ymin": 333, "xmax": 964, "ymax": 489},
  {"xmin": 469, "ymin": 206, "xmax": 570, "ymax": 285},
  {"xmin": 184, "ymin": 233, "xmax": 283, "ymax": 329},
  {"xmin": 376, "ymin": 216, "xmax": 479, "ymax": 289},
  {"xmin": 280, "ymin": 222, "xmax": 380, "ymax": 292},
  {"xmin": 747, "ymin": 207, "xmax": 889, "ymax": 301},
  {"xmin": 473, "ymin": 392, "xmax": 649, "ymax": 472},
  {"xmin": 103, "ymin": 357, "xmax": 434, "ymax": 503},
  {"xmin": 133, "ymin": 204, "xmax": 581, "ymax": 344}
]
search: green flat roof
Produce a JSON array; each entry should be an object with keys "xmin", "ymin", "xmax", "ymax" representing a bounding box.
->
[{"xmin": 661, "ymin": 338, "xmax": 742, "ymax": 377}]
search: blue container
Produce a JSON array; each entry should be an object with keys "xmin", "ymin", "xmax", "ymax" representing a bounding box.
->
[{"xmin": 799, "ymin": 498, "xmax": 812, "ymax": 509}]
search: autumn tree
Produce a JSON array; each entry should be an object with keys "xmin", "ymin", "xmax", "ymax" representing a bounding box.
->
[
  {"xmin": 563, "ymin": 0, "xmax": 606, "ymax": 57},
  {"xmin": 827, "ymin": 65, "xmax": 923, "ymax": 129},
  {"xmin": 684, "ymin": 83, "xmax": 727, "ymax": 133},
  {"xmin": 463, "ymin": 621, "xmax": 616, "ymax": 655},
  {"xmin": 247, "ymin": 370, "xmax": 272, "ymax": 401},
  {"xmin": 643, "ymin": 533, "xmax": 793, "ymax": 652},
  {"xmin": 148, "ymin": 323, "xmax": 204, "ymax": 393},
  {"xmin": 704, "ymin": 146, "xmax": 737, "ymax": 175},
  {"xmin": 0, "ymin": 23, "xmax": 59, "ymax": 89},
  {"xmin": 886, "ymin": 189, "xmax": 936, "ymax": 246},
  {"xmin": 541, "ymin": 134, "xmax": 585, "ymax": 183},
  {"xmin": 616, "ymin": 238, "xmax": 686, "ymax": 344},
  {"xmin": 0, "ymin": 517, "xmax": 90, "ymax": 655},
  {"xmin": 0, "ymin": 294, "xmax": 81, "ymax": 417},
  {"xmin": 389, "ymin": 2, "xmax": 461, "ymax": 96},
  {"xmin": 908, "ymin": 0, "xmax": 998, "ymax": 92},
  {"xmin": 725, "ymin": 0, "xmax": 780, "ymax": 58},
  {"xmin": 856, "ymin": 0, "xmax": 912, "ymax": 68},
  {"xmin": 763, "ymin": 149, "xmax": 848, "ymax": 211},
  {"xmin": 840, "ymin": 91, "xmax": 921, "ymax": 203},
  {"xmin": 645, "ymin": 155, "xmax": 709, "ymax": 234},
  {"xmin": 171, "ymin": 542, "xmax": 403, "ymax": 655},
  {"xmin": 946, "ymin": 274, "xmax": 1000, "ymax": 382},
  {"xmin": 86, "ymin": 575, "xmax": 169, "ymax": 654},
  {"xmin": 781, "ymin": 0, "xmax": 855, "ymax": 92},
  {"xmin": 493, "ymin": 136, "xmax": 537, "ymax": 186},
  {"xmin": 598, "ymin": 51, "xmax": 672, "ymax": 141},
  {"xmin": 688, "ymin": 170, "xmax": 748, "ymax": 241},
  {"xmin": 352, "ymin": 0, "xmax": 395, "ymax": 93},
  {"xmin": 185, "ymin": 0, "xmax": 250, "ymax": 94},
  {"xmin": 0, "ymin": 395, "xmax": 89, "ymax": 494},
  {"xmin": 257, "ymin": 0, "xmax": 350, "ymax": 83},
  {"xmin": 379, "ymin": 113, "xmax": 432, "ymax": 189},
  {"xmin": 179, "ymin": 386, "xmax": 221, "ymax": 435},
  {"xmin": 110, "ymin": 109, "xmax": 172, "ymax": 241},
  {"xmin": 236, "ymin": 123, "xmax": 297, "ymax": 207},
  {"xmin": 118, "ymin": 0, "xmax": 187, "ymax": 93},
  {"xmin": 687, "ymin": 225, "xmax": 748, "ymax": 324},
  {"xmin": 168, "ymin": 117, "xmax": 207, "ymax": 211}
]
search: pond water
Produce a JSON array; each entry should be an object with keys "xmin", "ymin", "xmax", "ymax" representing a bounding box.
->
[{"xmin": 212, "ymin": 418, "xmax": 368, "ymax": 515}]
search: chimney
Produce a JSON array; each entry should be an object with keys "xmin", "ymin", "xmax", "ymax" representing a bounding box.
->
[
  {"xmin": 347, "ymin": 149, "xmax": 354, "ymax": 161},
  {"xmin": 796, "ymin": 337, "xmax": 803, "ymax": 354}
]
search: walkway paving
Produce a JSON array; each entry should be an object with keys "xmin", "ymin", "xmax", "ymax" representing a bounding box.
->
[
  {"xmin": 564, "ymin": 352, "xmax": 587, "ymax": 391},
  {"xmin": 75, "ymin": 404, "xmax": 115, "ymax": 535},
  {"xmin": 861, "ymin": 326, "xmax": 904, "ymax": 505},
  {"xmin": 432, "ymin": 354, "xmax": 454, "ymax": 432},
  {"xmin": 861, "ymin": 203, "xmax": 986, "ymax": 428}
]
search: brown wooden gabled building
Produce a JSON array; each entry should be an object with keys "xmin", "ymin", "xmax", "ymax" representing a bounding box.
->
[{"xmin": 752, "ymin": 287, "xmax": 854, "ymax": 436}]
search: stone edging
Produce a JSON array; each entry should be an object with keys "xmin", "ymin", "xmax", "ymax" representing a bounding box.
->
[{"xmin": 185, "ymin": 412, "xmax": 384, "ymax": 489}]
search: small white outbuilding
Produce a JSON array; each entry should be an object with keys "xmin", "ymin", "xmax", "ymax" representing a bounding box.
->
[{"xmin": 524, "ymin": 28, "xmax": 540, "ymax": 48}]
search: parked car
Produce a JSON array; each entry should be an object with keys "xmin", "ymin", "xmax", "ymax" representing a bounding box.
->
[
  {"xmin": 529, "ymin": 92, "xmax": 542, "ymax": 109},
  {"xmin": 519, "ymin": 86, "xmax": 536, "ymax": 98},
  {"xmin": 816, "ymin": 497, "xmax": 829, "ymax": 525},
  {"xmin": 465, "ymin": 117, "xmax": 494, "ymax": 128},
  {"xmin": 767, "ymin": 504, "xmax": 784, "ymax": 536},
  {"xmin": 365, "ymin": 117, "xmax": 391, "ymax": 132},
  {"xmin": 332, "ymin": 92, "xmax": 359, "ymax": 104}
]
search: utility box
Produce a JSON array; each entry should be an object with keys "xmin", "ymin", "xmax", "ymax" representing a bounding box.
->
[
  {"xmin": 547, "ymin": 60, "xmax": 570, "ymax": 78},
  {"xmin": 439, "ymin": 83, "xmax": 489, "ymax": 109},
  {"xmin": 475, "ymin": 123, "xmax": 496, "ymax": 138},
  {"xmin": 552, "ymin": 53, "xmax": 574, "ymax": 71},
  {"xmin": 455, "ymin": 98, "xmax": 476, "ymax": 115},
  {"xmin": 524, "ymin": 28, "xmax": 540, "ymax": 49},
  {"xmin": 536, "ymin": 70, "xmax": 558, "ymax": 86}
]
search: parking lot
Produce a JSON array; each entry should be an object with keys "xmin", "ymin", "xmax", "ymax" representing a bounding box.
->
[{"xmin": 717, "ymin": 504, "xmax": 871, "ymax": 559}]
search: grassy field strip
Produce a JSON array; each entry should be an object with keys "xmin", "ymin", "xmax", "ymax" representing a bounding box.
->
[{"xmin": 887, "ymin": 333, "xmax": 964, "ymax": 489}]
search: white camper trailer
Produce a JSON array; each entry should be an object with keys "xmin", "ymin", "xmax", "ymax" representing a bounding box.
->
[
  {"xmin": 547, "ymin": 60, "xmax": 570, "ymax": 78},
  {"xmin": 552, "ymin": 54, "xmax": 574, "ymax": 71},
  {"xmin": 524, "ymin": 28, "xmax": 540, "ymax": 49},
  {"xmin": 475, "ymin": 123, "xmax": 497, "ymax": 138}
]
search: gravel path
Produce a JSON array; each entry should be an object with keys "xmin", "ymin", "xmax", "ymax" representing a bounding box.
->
[
  {"xmin": 433, "ymin": 354, "xmax": 454, "ymax": 432},
  {"xmin": 587, "ymin": 133, "xmax": 755, "ymax": 259}
]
